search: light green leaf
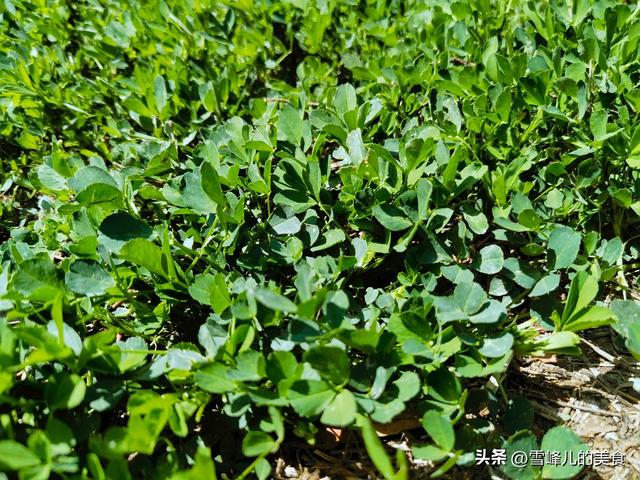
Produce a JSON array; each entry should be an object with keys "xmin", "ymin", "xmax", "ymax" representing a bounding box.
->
[
  {"xmin": 254, "ymin": 287, "xmax": 297, "ymax": 313},
  {"xmin": 529, "ymin": 273, "xmax": 561, "ymax": 297},
  {"xmin": 359, "ymin": 416, "xmax": 396, "ymax": 480},
  {"xmin": 561, "ymin": 306, "xmax": 614, "ymax": 332},
  {"xmin": 320, "ymin": 389, "xmax": 357, "ymax": 426},
  {"xmin": 541, "ymin": 427, "xmax": 588, "ymax": 479},
  {"xmin": 278, "ymin": 105, "xmax": 303, "ymax": 145},
  {"xmin": 154, "ymin": 75, "xmax": 168, "ymax": 113},
  {"xmin": 422, "ymin": 410, "xmax": 455, "ymax": 451},
  {"xmin": 120, "ymin": 238, "xmax": 170, "ymax": 278},
  {"xmin": 10, "ymin": 257, "xmax": 63, "ymax": 302},
  {"xmin": 453, "ymin": 282, "xmax": 486, "ymax": 314},
  {"xmin": 479, "ymin": 333, "xmax": 514, "ymax": 358},
  {"xmin": 288, "ymin": 380, "xmax": 335, "ymax": 417},
  {"xmin": 188, "ymin": 273, "xmax": 231, "ymax": 314},
  {"xmin": 548, "ymin": 226, "xmax": 581, "ymax": 270},
  {"xmin": 65, "ymin": 260, "xmax": 115, "ymax": 297},
  {"xmin": 310, "ymin": 229, "xmax": 346, "ymax": 251},
  {"xmin": 0, "ymin": 440, "xmax": 42, "ymax": 471},
  {"xmin": 194, "ymin": 364, "xmax": 236, "ymax": 394},
  {"xmin": 562, "ymin": 271, "xmax": 598, "ymax": 323},
  {"xmin": 473, "ymin": 245, "xmax": 504, "ymax": 274},
  {"xmin": 242, "ymin": 431, "xmax": 275, "ymax": 457}
]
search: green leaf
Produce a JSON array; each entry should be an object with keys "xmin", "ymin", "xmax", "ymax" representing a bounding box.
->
[
  {"xmin": 69, "ymin": 166, "xmax": 121, "ymax": 204},
  {"xmin": 372, "ymin": 204, "xmax": 413, "ymax": 231},
  {"xmin": 453, "ymin": 282, "xmax": 486, "ymax": 314},
  {"xmin": 288, "ymin": 380, "xmax": 335, "ymax": 417},
  {"xmin": 589, "ymin": 109, "xmax": 607, "ymax": 141},
  {"xmin": 320, "ymin": 389, "xmax": 357, "ymax": 426},
  {"xmin": 303, "ymin": 345, "xmax": 350, "ymax": 385},
  {"xmin": 117, "ymin": 336, "xmax": 148, "ymax": 372},
  {"xmin": 194, "ymin": 364, "xmax": 236, "ymax": 394},
  {"xmin": 393, "ymin": 371, "xmax": 421, "ymax": 402},
  {"xmin": 98, "ymin": 212, "xmax": 153, "ymax": 253},
  {"xmin": 529, "ymin": 273, "xmax": 561, "ymax": 297},
  {"xmin": 65, "ymin": 260, "xmax": 115, "ymax": 297},
  {"xmin": 503, "ymin": 258, "xmax": 540, "ymax": 288},
  {"xmin": 253, "ymin": 287, "xmax": 297, "ymax": 313},
  {"xmin": 539, "ymin": 331, "xmax": 582, "ymax": 355},
  {"xmin": 0, "ymin": 440, "xmax": 42, "ymax": 471},
  {"xmin": 266, "ymin": 351, "xmax": 299, "ymax": 383},
  {"xmin": 45, "ymin": 373, "xmax": 86, "ymax": 410},
  {"xmin": 37, "ymin": 164, "xmax": 67, "ymax": 191},
  {"xmin": 255, "ymin": 458, "xmax": 271, "ymax": 480},
  {"xmin": 228, "ymin": 350, "xmax": 266, "ymax": 382},
  {"xmin": 200, "ymin": 162, "xmax": 226, "ymax": 207},
  {"xmin": 68, "ymin": 166, "xmax": 118, "ymax": 192},
  {"xmin": 541, "ymin": 427, "xmax": 588, "ymax": 479},
  {"xmin": 610, "ymin": 300, "xmax": 640, "ymax": 359},
  {"xmin": 561, "ymin": 306, "xmax": 614, "ymax": 332},
  {"xmin": 154, "ymin": 75, "xmax": 168, "ymax": 113},
  {"xmin": 501, "ymin": 431, "xmax": 539, "ymax": 480},
  {"xmin": 188, "ymin": 273, "xmax": 231, "ymax": 313},
  {"xmin": 479, "ymin": 332, "xmax": 514, "ymax": 358},
  {"xmin": 371, "ymin": 398, "xmax": 405, "ymax": 424},
  {"xmin": 170, "ymin": 446, "xmax": 218, "ymax": 480},
  {"xmin": 518, "ymin": 209, "xmax": 541, "ymax": 230},
  {"xmin": 278, "ymin": 105, "xmax": 303, "ymax": 145},
  {"xmin": 562, "ymin": 271, "xmax": 598, "ymax": 323},
  {"xmin": 334, "ymin": 84, "xmax": 358, "ymax": 120},
  {"xmin": 120, "ymin": 238, "xmax": 170, "ymax": 278},
  {"xmin": 242, "ymin": 431, "xmax": 275, "ymax": 457},
  {"xmin": 601, "ymin": 237, "xmax": 623, "ymax": 265},
  {"xmin": 411, "ymin": 444, "xmax": 449, "ymax": 462},
  {"xmin": 10, "ymin": 257, "xmax": 63, "ymax": 302},
  {"xmin": 310, "ymin": 229, "xmax": 346, "ymax": 251},
  {"xmin": 473, "ymin": 245, "xmax": 504, "ymax": 274},
  {"xmin": 421, "ymin": 410, "xmax": 455, "ymax": 451},
  {"xmin": 416, "ymin": 179, "xmax": 432, "ymax": 221},
  {"xmin": 462, "ymin": 207, "xmax": 489, "ymax": 234},
  {"xmin": 467, "ymin": 300, "xmax": 507, "ymax": 324},
  {"xmin": 359, "ymin": 416, "xmax": 396, "ymax": 480},
  {"xmin": 270, "ymin": 216, "xmax": 301, "ymax": 235},
  {"xmin": 547, "ymin": 226, "xmax": 581, "ymax": 270}
]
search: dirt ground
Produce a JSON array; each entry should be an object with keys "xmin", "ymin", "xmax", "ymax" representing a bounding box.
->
[{"xmin": 273, "ymin": 328, "xmax": 640, "ymax": 480}]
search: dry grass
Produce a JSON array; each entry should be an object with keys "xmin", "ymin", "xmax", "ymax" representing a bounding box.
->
[{"xmin": 506, "ymin": 328, "xmax": 640, "ymax": 480}]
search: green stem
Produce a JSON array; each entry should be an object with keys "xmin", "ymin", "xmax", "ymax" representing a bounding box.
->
[{"xmin": 185, "ymin": 216, "xmax": 219, "ymax": 274}]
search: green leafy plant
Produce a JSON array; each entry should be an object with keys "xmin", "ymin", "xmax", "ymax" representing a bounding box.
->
[{"xmin": 1, "ymin": 0, "xmax": 639, "ymax": 478}]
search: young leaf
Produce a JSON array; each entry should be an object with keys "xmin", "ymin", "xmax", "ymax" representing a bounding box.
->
[
  {"xmin": 540, "ymin": 427, "xmax": 588, "ymax": 479},
  {"xmin": 422, "ymin": 410, "xmax": 455, "ymax": 451},
  {"xmin": 320, "ymin": 389, "xmax": 357, "ymax": 427},
  {"xmin": 242, "ymin": 431, "xmax": 275, "ymax": 457},
  {"xmin": 358, "ymin": 415, "xmax": 396, "ymax": 480},
  {"xmin": 154, "ymin": 75, "xmax": 168, "ymax": 113}
]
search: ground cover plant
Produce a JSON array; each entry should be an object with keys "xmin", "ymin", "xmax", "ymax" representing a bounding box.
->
[{"xmin": 0, "ymin": 0, "xmax": 639, "ymax": 478}]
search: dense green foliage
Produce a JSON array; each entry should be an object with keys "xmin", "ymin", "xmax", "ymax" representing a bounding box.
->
[{"xmin": 1, "ymin": 0, "xmax": 640, "ymax": 478}]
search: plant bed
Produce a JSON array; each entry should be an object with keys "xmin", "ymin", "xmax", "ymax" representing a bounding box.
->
[{"xmin": 0, "ymin": 1, "xmax": 640, "ymax": 479}]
